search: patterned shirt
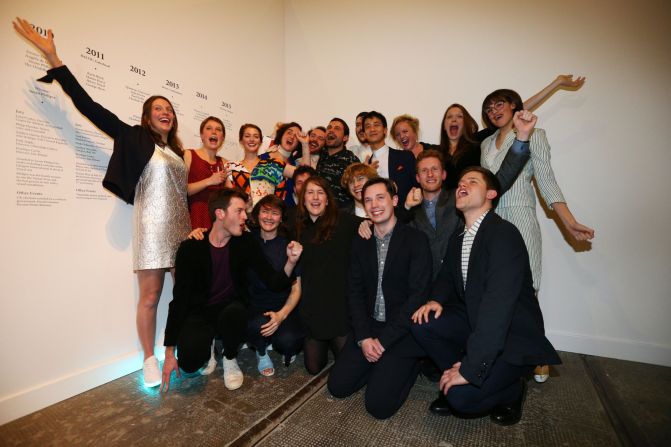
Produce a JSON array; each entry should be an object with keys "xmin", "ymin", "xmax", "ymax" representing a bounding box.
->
[
  {"xmin": 461, "ymin": 211, "xmax": 488, "ymax": 289},
  {"xmin": 373, "ymin": 226, "xmax": 394, "ymax": 322},
  {"xmin": 316, "ymin": 147, "xmax": 360, "ymax": 206},
  {"xmin": 423, "ymin": 193, "xmax": 439, "ymax": 229}
]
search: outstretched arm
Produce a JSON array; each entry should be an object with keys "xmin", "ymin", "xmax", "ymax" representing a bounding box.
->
[
  {"xmin": 523, "ymin": 74, "xmax": 586, "ymax": 111},
  {"xmin": 13, "ymin": 17, "xmax": 63, "ymax": 68},
  {"xmin": 13, "ymin": 17, "xmax": 126, "ymax": 138},
  {"xmin": 551, "ymin": 203, "xmax": 595, "ymax": 241}
]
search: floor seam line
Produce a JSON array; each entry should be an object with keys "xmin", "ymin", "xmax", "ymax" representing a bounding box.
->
[
  {"xmin": 580, "ymin": 354, "xmax": 640, "ymax": 447},
  {"xmin": 226, "ymin": 364, "xmax": 332, "ymax": 447}
]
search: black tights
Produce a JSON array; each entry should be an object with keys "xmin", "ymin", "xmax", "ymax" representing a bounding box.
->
[{"xmin": 304, "ymin": 335, "xmax": 347, "ymax": 375}]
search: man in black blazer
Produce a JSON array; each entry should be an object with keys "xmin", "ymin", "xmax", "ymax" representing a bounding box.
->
[
  {"xmin": 161, "ymin": 189, "xmax": 302, "ymax": 392},
  {"xmin": 362, "ymin": 111, "xmax": 417, "ymax": 204},
  {"xmin": 411, "ymin": 161, "xmax": 561, "ymax": 425},
  {"xmin": 327, "ymin": 178, "xmax": 432, "ymax": 419}
]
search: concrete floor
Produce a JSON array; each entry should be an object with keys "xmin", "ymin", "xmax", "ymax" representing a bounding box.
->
[{"xmin": 0, "ymin": 351, "xmax": 669, "ymax": 446}]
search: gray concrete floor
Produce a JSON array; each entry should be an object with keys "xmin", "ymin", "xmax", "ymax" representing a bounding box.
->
[{"xmin": 0, "ymin": 351, "xmax": 669, "ymax": 446}]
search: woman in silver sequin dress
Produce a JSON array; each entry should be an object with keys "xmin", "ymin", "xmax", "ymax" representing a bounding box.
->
[{"xmin": 14, "ymin": 18, "xmax": 191, "ymax": 387}]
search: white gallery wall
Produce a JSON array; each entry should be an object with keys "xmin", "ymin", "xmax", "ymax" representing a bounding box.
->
[
  {"xmin": 0, "ymin": 0, "xmax": 285, "ymax": 424},
  {"xmin": 284, "ymin": 0, "xmax": 671, "ymax": 367},
  {"xmin": 0, "ymin": 0, "xmax": 669, "ymax": 425}
]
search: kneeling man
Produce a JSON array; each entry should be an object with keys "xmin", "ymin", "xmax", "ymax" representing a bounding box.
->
[
  {"xmin": 327, "ymin": 178, "xmax": 432, "ymax": 419},
  {"xmin": 412, "ymin": 163, "xmax": 561, "ymax": 425}
]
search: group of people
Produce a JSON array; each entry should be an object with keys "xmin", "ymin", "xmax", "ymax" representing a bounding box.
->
[{"xmin": 15, "ymin": 17, "xmax": 594, "ymax": 425}]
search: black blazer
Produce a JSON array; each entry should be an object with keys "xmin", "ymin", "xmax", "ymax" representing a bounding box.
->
[
  {"xmin": 432, "ymin": 212, "xmax": 560, "ymax": 387},
  {"xmin": 164, "ymin": 232, "xmax": 293, "ymax": 346},
  {"xmin": 387, "ymin": 148, "xmax": 417, "ymax": 205},
  {"xmin": 348, "ymin": 222, "xmax": 432, "ymax": 349},
  {"xmin": 39, "ymin": 66, "xmax": 158, "ymax": 204}
]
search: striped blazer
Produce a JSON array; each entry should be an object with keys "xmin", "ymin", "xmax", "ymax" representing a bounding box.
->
[{"xmin": 481, "ymin": 128, "xmax": 565, "ymax": 210}]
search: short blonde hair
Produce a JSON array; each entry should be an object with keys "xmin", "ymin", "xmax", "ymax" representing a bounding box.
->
[{"xmin": 391, "ymin": 114, "xmax": 420, "ymax": 145}]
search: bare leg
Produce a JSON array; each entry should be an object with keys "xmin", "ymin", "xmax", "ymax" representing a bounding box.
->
[{"xmin": 136, "ymin": 269, "xmax": 166, "ymax": 360}]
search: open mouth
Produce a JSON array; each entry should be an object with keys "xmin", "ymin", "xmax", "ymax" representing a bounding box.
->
[
  {"xmin": 209, "ymin": 136, "xmax": 218, "ymax": 143},
  {"xmin": 159, "ymin": 117, "xmax": 171, "ymax": 125},
  {"xmin": 400, "ymin": 137, "xmax": 409, "ymax": 147}
]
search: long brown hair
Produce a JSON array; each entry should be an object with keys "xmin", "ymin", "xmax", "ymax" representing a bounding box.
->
[
  {"xmin": 438, "ymin": 103, "xmax": 478, "ymax": 164},
  {"xmin": 296, "ymin": 176, "xmax": 338, "ymax": 244},
  {"xmin": 141, "ymin": 95, "xmax": 183, "ymax": 157}
]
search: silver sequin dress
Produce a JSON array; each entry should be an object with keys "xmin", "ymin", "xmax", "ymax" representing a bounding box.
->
[{"xmin": 133, "ymin": 145, "xmax": 190, "ymax": 270}]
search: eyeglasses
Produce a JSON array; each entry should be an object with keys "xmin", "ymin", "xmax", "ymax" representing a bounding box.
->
[{"xmin": 484, "ymin": 101, "xmax": 506, "ymax": 116}]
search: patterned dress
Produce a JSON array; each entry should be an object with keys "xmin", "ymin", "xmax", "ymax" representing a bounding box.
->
[
  {"xmin": 231, "ymin": 154, "xmax": 287, "ymax": 206},
  {"xmin": 133, "ymin": 145, "xmax": 191, "ymax": 270}
]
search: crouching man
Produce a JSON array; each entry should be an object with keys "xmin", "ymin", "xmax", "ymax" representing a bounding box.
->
[
  {"xmin": 411, "ymin": 160, "xmax": 561, "ymax": 425},
  {"xmin": 161, "ymin": 189, "xmax": 302, "ymax": 392}
]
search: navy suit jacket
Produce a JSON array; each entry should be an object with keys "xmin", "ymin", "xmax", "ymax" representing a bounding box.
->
[
  {"xmin": 348, "ymin": 222, "xmax": 432, "ymax": 349},
  {"xmin": 432, "ymin": 212, "xmax": 561, "ymax": 387},
  {"xmin": 387, "ymin": 148, "xmax": 417, "ymax": 204}
]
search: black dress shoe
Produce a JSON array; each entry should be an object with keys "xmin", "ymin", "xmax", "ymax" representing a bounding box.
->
[
  {"xmin": 490, "ymin": 379, "xmax": 527, "ymax": 426},
  {"xmin": 429, "ymin": 393, "xmax": 451, "ymax": 416}
]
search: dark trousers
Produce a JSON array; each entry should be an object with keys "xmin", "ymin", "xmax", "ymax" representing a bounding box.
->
[
  {"xmin": 246, "ymin": 308, "xmax": 304, "ymax": 358},
  {"xmin": 327, "ymin": 322, "xmax": 424, "ymax": 420},
  {"xmin": 411, "ymin": 305, "xmax": 530, "ymax": 414},
  {"xmin": 176, "ymin": 300, "xmax": 246, "ymax": 373}
]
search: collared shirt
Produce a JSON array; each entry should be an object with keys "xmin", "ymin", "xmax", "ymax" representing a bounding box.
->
[
  {"xmin": 316, "ymin": 147, "xmax": 360, "ymax": 206},
  {"xmin": 373, "ymin": 226, "xmax": 394, "ymax": 322},
  {"xmin": 423, "ymin": 191, "xmax": 440, "ymax": 229},
  {"xmin": 370, "ymin": 145, "xmax": 390, "ymax": 178},
  {"xmin": 461, "ymin": 211, "xmax": 489, "ymax": 289}
]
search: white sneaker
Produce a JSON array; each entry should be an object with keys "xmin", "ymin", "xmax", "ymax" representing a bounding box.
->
[
  {"xmin": 533, "ymin": 365, "xmax": 550, "ymax": 383},
  {"xmin": 199, "ymin": 342, "xmax": 217, "ymax": 376},
  {"xmin": 143, "ymin": 355, "xmax": 161, "ymax": 387},
  {"xmin": 222, "ymin": 357, "xmax": 244, "ymax": 390}
]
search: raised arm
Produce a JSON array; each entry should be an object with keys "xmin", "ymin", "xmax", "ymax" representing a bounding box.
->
[
  {"xmin": 13, "ymin": 17, "xmax": 127, "ymax": 138},
  {"xmin": 13, "ymin": 17, "xmax": 63, "ymax": 68},
  {"xmin": 495, "ymin": 110, "xmax": 536, "ymax": 192},
  {"xmin": 523, "ymin": 74, "xmax": 586, "ymax": 111}
]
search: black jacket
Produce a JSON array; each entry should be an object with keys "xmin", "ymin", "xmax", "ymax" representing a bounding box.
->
[
  {"xmin": 39, "ymin": 65, "xmax": 158, "ymax": 204},
  {"xmin": 432, "ymin": 212, "xmax": 561, "ymax": 387},
  {"xmin": 164, "ymin": 232, "xmax": 293, "ymax": 346},
  {"xmin": 348, "ymin": 222, "xmax": 432, "ymax": 349}
]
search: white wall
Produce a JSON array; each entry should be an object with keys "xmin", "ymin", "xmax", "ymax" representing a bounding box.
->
[
  {"xmin": 1, "ymin": 0, "xmax": 670, "ymax": 426},
  {"xmin": 0, "ymin": 0, "xmax": 285, "ymax": 424},
  {"xmin": 284, "ymin": 0, "xmax": 671, "ymax": 365}
]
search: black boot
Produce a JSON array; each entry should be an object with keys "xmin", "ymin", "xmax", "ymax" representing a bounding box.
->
[
  {"xmin": 490, "ymin": 379, "xmax": 527, "ymax": 426},
  {"xmin": 429, "ymin": 392, "xmax": 451, "ymax": 416}
]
